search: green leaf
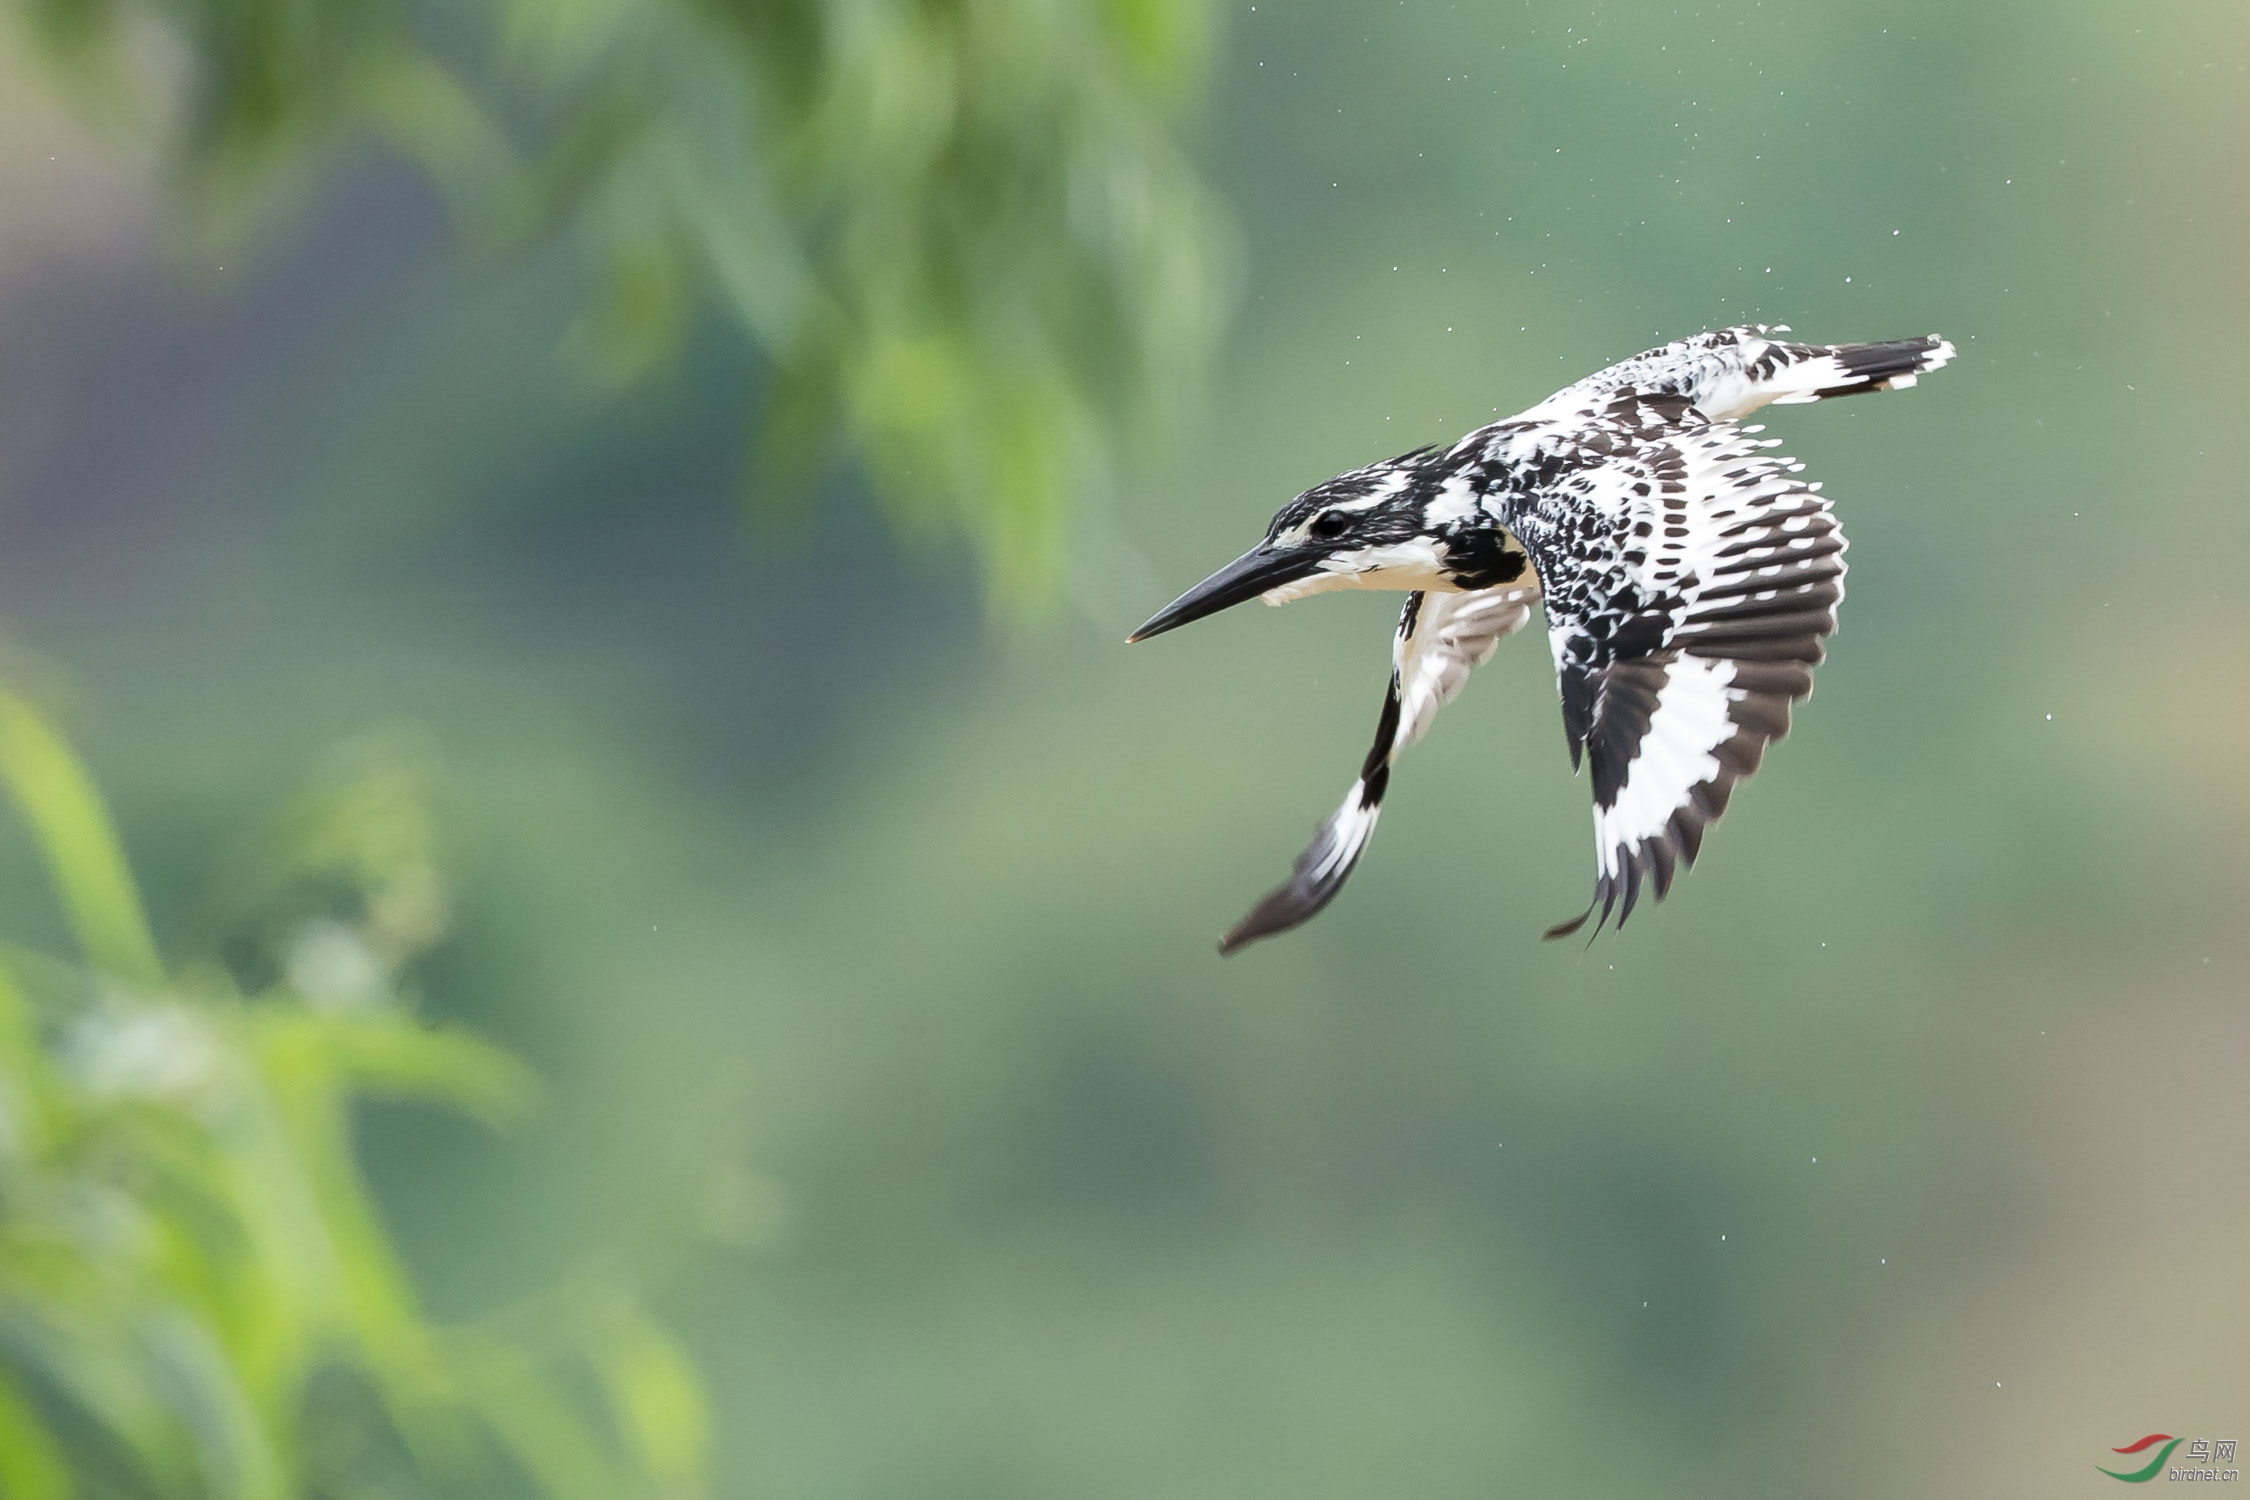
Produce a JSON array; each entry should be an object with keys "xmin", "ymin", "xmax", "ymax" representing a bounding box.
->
[
  {"xmin": 15, "ymin": 0, "xmax": 1236, "ymax": 607},
  {"xmin": 457, "ymin": 1340, "xmax": 623, "ymax": 1500},
  {"xmin": 595, "ymin": 1316, "xmax": 708, "ymax": 1496},
  {"xmin": 262, "ymin": 1010, "xmax": 538, "ymax": 1126},
  {"xmin": 0, "ymin": 707, "xmax": 711, "ymax": 1498},
  {"xmin": 0, "ymin": 690, "xmax": 164, "ymax": 988},
  {"xmin": 0, "ymin": 967, "xmax": 56, "ymax": 1158},
  {"xmin": 0, "ymin": 1369, "xmax": 72, "ymax": 1500}
]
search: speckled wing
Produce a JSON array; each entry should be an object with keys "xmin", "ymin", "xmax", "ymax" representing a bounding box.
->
[
  {"xmin": 1510, "ymin": 396, "xmax": 1847, "ymax": 937},
  {"xmin": 1220, "ymin": 583, "xmax": 1539, "ymax": 955}
]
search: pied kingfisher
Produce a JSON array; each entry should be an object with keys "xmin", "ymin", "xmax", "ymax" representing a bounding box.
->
[{"xmin": 1131, "ymin": 325, "xmax": 1955, "ymax": 953}]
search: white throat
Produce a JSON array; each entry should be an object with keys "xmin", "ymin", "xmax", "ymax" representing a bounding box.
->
[{"xmin": 1260, "ymin": 539, "xmax": 1456, "ymax": 604}]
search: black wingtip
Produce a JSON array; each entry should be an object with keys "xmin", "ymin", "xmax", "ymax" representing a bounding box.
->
[
  {"xmin": 1544, "ymin": 861, "xmax": 1631, "ymax": 944},
  {"xmin": 1217, "ymin": 871, "xmax": 1338, "ymax": 956},
  {"xmin": 1542, "ymin": 902, "xmax": 1595, "ymax": 942},
  {"xmin": 1215, "ymin": 794, "xmax": 1379, "ymax": 957},
  {"xmin": 1215, "ymin": 910, "xmax": 1277, "ymax": 957}
]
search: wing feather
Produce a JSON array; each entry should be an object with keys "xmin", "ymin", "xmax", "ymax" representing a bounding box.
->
[
  {"xmin": 1219, "ymin": 584, "xmax": 1538, "ymax": 954},
  {"xmin": 1511, "ymin": 404, "xmax": 1845, "ymax": 938}
]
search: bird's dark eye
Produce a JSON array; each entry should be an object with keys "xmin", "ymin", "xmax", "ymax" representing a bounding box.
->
[{"xmin": 1308, "ymin": 509, "xmax": 1351, "ymax": 540}]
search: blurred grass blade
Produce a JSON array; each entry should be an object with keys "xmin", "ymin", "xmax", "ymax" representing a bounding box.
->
[
  {"xmin": 0, "ymin": 691, "xmax": 164, "ymax": 987},
  {"xmin": 596, "ymin": 1316, "xmax": 708, "ymax": 1497},
  {"xmin": 0, "ymin": 1371, "xmax": 71, "ymax": 1500},
  {"xmin": 460, "ymin": 1342, "xmax": 623, "ymax": 1500},
  {"xmin": 0, "ymin": 706, "xmax": 711, "ymax": 1496},
  {"xmin": 297, "ymin": 1012, "xmax": 539, "ymax": 1123},
  {"xmin": 139, "ymin": 1314, "xmax": 287, "ymax": 1500},
  {"xmin": 0, "ymin": 968, "xmax": 54, "ymax": 1157}
]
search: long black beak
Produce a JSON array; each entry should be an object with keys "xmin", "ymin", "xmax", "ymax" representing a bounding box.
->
[{"xmin": 1127, "ymin": 543, "xmax": 1322, "ymax": 643}]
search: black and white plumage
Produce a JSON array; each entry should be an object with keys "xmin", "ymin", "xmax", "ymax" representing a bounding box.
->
[{"xmin": 1130, "ymin": 325, "xmax": 1955, "ymax": 953}]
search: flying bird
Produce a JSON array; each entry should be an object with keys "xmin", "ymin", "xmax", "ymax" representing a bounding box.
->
[{"xmin": 1130, "ymin": 325, "xmax": 1955, "ymax": 953}]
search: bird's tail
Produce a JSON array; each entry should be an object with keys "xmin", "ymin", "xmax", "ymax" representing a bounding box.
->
[
  {"xmin": 1672, "ymin": 327, "xmax": 1955, "ymax": 420},
  {"xmin": 1746, "ymin": 330, "xmax": 1957, "ymax": 409}
]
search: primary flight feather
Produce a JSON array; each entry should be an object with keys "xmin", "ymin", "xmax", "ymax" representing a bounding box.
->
[{"xmin": 1129, "ymin": 325, "xmax": 1955, "ymax": 953}]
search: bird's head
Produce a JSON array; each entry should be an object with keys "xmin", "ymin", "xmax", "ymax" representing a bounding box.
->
[{"xmin": 1130, "ymin": 451, "xmax": 1482, "ymax": 642}]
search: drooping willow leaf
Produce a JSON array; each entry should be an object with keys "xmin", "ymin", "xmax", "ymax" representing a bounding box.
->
[{"xmin": 20, "ymin": 0, "xmax": 1239, "ymax": 608}]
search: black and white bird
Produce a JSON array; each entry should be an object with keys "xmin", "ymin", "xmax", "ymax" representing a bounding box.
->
[{"xmin": 1130, "ymin": 325, "xmax": 1954, "ymax": 954}]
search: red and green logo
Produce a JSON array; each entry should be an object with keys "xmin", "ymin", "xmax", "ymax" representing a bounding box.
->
[{"xmin": 2100, "ymin": 1434, "xmax": 2182, "ymax": 1483}]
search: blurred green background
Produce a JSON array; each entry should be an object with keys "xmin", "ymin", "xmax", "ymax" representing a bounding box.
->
[{"xmin": 3, "ymin": 0, "xmax": 2247, "ymax": 1494}]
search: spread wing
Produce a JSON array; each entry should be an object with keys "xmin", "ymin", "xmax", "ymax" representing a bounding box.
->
[
  {"xmin": 1219, "ymin": 583, "xmax": 1539, "ymax": 955},
  {"xmin": 1510, "ymin": 397, "xmax": 1846, "ymax": 938}
]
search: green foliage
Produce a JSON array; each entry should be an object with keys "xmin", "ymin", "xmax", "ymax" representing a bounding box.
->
[
  {"xmin": 15, "ymin": 0, "xmax": 1236, "ymax": 608},
  {"xmin": 0, "ymin": 690, "xmax": 708, "ymax": 1498}
]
